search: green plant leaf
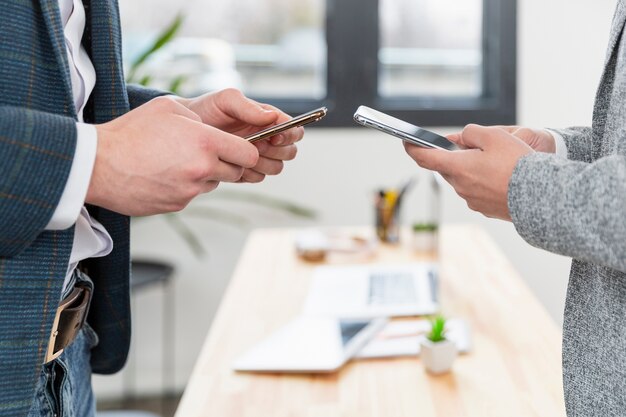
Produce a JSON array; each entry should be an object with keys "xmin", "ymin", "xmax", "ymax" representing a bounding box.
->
[
  {"xmin": 127, "ymin": 13, "xmax": 184, "ymax": 83},
  {"xmin": 138, "ymin": 74, "xmax": 153, "ymax": 86},
  {"xmin": 168, "ymin": 75, "xmax": 187, "ymax": 96},
  {"xmin": 427, "ymin": 315, "xmax": 446, "ymax": 343}
]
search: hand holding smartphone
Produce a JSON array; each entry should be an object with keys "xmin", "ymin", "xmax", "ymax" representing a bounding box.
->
[
  {"xmin": 245, "ymin": 107, "xmax": 327, "ymax": 143},
  {"xmin": 353, "ymin": 106, "xmax": 459, "ymax": 151}
]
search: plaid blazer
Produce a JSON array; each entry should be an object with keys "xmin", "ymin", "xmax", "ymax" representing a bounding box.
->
[{"xmin": 0, "ymin": 1, "xmax": 162, "ymax": 415}]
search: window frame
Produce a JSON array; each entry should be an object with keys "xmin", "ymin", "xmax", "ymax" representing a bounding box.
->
[{"xmin": 255, "ymin": 0, "xmax": 517, "ymax": 127}]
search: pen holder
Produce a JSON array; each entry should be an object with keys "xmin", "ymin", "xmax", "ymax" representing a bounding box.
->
[{"xmin": 375, "ymin": 190, "xmax": 401, "ymax": 244}]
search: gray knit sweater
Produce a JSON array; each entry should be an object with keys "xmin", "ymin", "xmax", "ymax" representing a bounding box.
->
[{"xmin": 508, "ymin": 2, "xmax": 626, "ymax": 415}]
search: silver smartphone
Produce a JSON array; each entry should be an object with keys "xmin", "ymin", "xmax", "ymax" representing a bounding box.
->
[{"xmin": 353, "ymin": 105, "xmax": 460, "ymax": 151}]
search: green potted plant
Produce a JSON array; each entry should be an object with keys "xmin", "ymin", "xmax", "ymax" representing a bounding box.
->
[
  {"xmin": 420, "ymin": 315, "xmax": 457, "ymax": 374},
  {"xmin": 412, "ymin": 222, "xmax": 438, "ymax": 253}
]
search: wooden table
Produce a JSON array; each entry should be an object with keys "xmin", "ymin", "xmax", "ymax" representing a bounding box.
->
[{"xmin": 175, "ymin": 226, "xmax": 566, "ymax": 417}]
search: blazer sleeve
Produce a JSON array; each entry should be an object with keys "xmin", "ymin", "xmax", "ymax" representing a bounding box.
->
[
  {"xmin": 550, "ymin": 126, "xmax": 595, "ymax": 163},
  {"xmin": 0, "ymin": 106, "xmax": 77, "ymax": 257},
  {"xmin": 126, "ymin": 84, "xmax": 168, "ymax": 110},
  {"xmin": 508, "ymin": 152, "xmax": 626, "ymax": 273}
]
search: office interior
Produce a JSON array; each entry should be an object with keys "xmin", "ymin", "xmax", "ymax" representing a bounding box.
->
[{"xmin": 95, "ymin": 0, "xmax": 614, "ymax": 413}]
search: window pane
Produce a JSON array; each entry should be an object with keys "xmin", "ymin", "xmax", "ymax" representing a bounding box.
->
[
  {"xmin": 379, "ymin": 0, "xmax": 483, "ymax": 98},
  {"xmin": 119, "ymin": 0, "xmax": 326, "ymax": 99}
]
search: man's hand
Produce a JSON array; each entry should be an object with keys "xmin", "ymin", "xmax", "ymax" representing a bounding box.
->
[
  {"xmin": 405, "ymin": 125, "xmax": 534, "ymax": 221},
  {"xmin": 87, "ymin": 96, "xmax": 259, "ymax": 216},
  {"xmin": 177, "ymin": 89, "xmax": 303, "ymax": 183},
  {"xmin": 488, "ymin": 126, "xmax": 556, "ymax": 153}
]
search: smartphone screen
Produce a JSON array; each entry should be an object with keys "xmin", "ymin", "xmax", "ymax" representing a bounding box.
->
[
  {"xmin": 245, "ymin": 107, "xmax": 328, "ymax": 143},
  {"xmin": 353, "ymin": 106, "xmax": 459, "ymax": 151}
]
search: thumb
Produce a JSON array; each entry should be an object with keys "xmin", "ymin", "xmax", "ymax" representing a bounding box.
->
[{"xmin": 218, "ymin": 89, "xmax": 279, "ymax": 127}]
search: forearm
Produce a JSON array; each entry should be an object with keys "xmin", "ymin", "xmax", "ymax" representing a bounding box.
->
[
  {"xmin": 0, "ymin": 106, "xmax": 77, "ymax": 256},
  {"xmin": 508, "ymin": 152, "xmax": 626, "ymax": 272}
]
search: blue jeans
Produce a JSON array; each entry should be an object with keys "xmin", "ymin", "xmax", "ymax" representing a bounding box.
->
[{"xmin": 27, "ymin": 271, "xmax": 99, "ymax": 417}]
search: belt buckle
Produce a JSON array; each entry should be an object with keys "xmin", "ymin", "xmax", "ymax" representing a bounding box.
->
[{"xmin": 44, "ymin": 285, "xmax": 91, "ymax": 364}]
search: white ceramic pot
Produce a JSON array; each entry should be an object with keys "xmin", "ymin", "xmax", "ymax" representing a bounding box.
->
[
  {"xmin": 420, "ymin": 339, "xmax": 457, "ymax": 374},
  {"xmin": 412, "ymin": 231, "xmax": 438, "ymax": 253}
]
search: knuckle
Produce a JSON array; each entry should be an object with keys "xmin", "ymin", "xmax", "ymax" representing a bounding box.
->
[
  {"xmin": 222, "ymin": 88, "xmax": 243, "ymax": 100},
  {"xmin": 152, "ymin": 95, "xmax": 177, "ymax": 111},
  {"xmin": 188, "ymin": 163, "xmax": 211, "ymax": 181}
]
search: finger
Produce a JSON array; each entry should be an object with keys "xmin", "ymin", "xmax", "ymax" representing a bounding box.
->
[
  {"xmin": 270, "ymin": 126, "xmax": 305, "ymax": 146},
  {"xmin": 446, "ymin": 132, "xmax": 463, "ymax": 143},
  {"xmin": 217, "ymin": 89, "xmax": 279, "ymax": 127},
  {"xmin": 206, "ymin": 160, "xmax": 245, "ymax": 183},
  {"xmin": 204, "ymin": 125, "xmax": 259, "ymax": 168},
  {"xmin": 257, "ymin": 144, "xmax": 298, "ymax": 161},
  {"xmin": 404, "ymin": 142, "xmax": 458, "ymax": 174},
  {"xmin": 239, "ymin": 169, "xmax": 266, "ymax": 184},
  {"xmin": 257, "ymin": 103, "xmax": 305, "ymax": 146},
  {"xmin": 250, "ymin": 156, "xmax": 285, "ymax": 176}
]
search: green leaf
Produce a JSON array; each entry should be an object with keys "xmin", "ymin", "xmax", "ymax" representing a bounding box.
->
[
  {"xmin": 127, "ymin": 13, "xmax": 184, "ymax": 83},
  {"xmin": 138, "ymin": 74, "xmax": 153, "ymax": 86},
  {"xmin": 168, "ymin": 75, "xmax": 187, "ymax": 95},
  {"xmin": 427, "ymin": 315, "xmax": 447, "ymax": 343}
]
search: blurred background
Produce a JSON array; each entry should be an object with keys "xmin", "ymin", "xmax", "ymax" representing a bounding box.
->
[{"xmin": 96, "ymin": 0, "xmax": 617, "ymax": 414}]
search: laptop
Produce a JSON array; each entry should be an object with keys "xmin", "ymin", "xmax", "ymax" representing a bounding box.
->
[
  {"xmin": 303, "ymin": 263, "xmax": 438, "ymax": 319},
  {"xmin": 233, "ymin": 317, "xmax": 387, "ymax": 373}
]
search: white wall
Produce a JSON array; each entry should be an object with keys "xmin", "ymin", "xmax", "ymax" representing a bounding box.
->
[{"xmin": 93, "ymin": 0, "xmax": 617, "ymax": 398}]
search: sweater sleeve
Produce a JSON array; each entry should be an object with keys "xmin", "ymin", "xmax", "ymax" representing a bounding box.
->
[
  {"xmin": 550, "ymin": 127, "xmax": 595, "ymax": 163},
  {"xmin": 508, "ymin": 152, "xmax": 626, "ymax": 273}
]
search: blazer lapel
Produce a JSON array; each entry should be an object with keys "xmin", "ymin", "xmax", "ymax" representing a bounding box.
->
[
  {"xmin": 82, "ymin": 0, "xmax": 130, "ymax": 124},
  {"xmin": 38, "ymin": 0, "xmax": 76, "ymax": 116}
]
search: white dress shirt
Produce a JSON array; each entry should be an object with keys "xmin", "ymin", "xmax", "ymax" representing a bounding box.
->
[{"xmin": 46, "ymin": 0, "xmax": 114, "ymax": 292}]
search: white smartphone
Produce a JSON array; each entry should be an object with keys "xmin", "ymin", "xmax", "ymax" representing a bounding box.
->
[{"xmin": 353, "ymin": 105, "xmax": 460, "ymax": 151}]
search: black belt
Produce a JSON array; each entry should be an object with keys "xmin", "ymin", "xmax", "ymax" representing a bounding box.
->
[{"xmin": 44, "ymin": 283, "xmax": 92, "ymax": 364}]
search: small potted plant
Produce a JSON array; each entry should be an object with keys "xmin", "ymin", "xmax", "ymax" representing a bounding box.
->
[
  {"xmin": 420, "ymin": 315, "xmax": 457, "ymax": 374},
  {"xmin": 412, "ymin": 222, "xmax": 439, "ymax": 253}
]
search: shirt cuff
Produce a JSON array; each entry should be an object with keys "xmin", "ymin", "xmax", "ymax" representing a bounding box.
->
[
  {"xmin": 45, "ymin": 123, "xmax": 98, "ymax": 230},
  {"xmin": 545, "ymin": 129, "xmax": 568, "ymax": 158}
]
